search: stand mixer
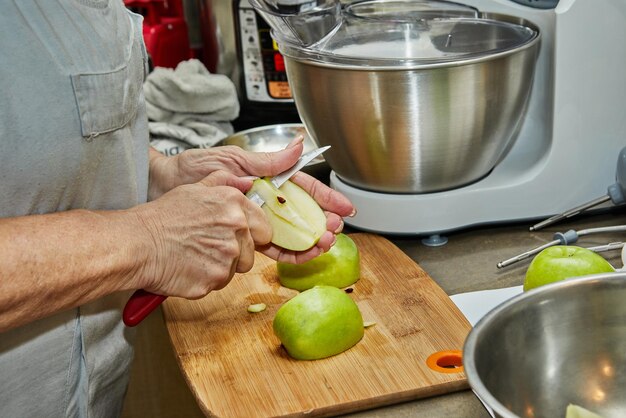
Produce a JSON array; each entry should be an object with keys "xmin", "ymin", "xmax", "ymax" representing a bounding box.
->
[
  {"xmin": 251, "ymin": 0, "xmax": 626, "ymax": 242},
  {"xmin": 330, "ymin": 0, "xmax": 626, "ymax": 240}
]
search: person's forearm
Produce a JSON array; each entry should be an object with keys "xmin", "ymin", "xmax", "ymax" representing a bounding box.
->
[{"xmin": 0, "ymin": 209, "xmax": 153, "ymax": 332}]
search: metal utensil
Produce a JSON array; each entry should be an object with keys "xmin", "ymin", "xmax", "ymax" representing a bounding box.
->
[
  {"xmin": 122, "ymin": 146, "xmax": 331, "ymax": 327},
  {"xmin": 247, "ymin": 146, "xmax": 330, "ymax": 206},
  {"xmin": 496, "ymin": 224, "xmax": 626, "ymax": 269},
  {"xmin": 530, "ymin": 146, "xmax": 626, "ymax": 231}
]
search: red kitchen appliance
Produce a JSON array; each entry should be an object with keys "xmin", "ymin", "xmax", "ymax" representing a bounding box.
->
[{"xmin": 125, "ymin": 0, "xmax": 192, "ymax": 69}]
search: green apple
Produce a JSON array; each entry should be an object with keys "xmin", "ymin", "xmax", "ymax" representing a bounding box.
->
[
  {"xmin": 273, "ymin": 285, "xmax": 364, "ymax": 360},
  {"xmin": 524, "ymin": 245, "xmax": 615, "ymax": 291},
  {"xmin": 246, "ymin": 178, "xmax": 326, "ymax": 251},
  {"xmin": 277, "ymin": 233, "xmax": 360, "ymax": 291}
]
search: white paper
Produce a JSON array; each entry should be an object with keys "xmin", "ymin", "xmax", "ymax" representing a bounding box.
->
[{"xmin": 450, "ymin": 285, "xmax": 523, "ymax": 327}]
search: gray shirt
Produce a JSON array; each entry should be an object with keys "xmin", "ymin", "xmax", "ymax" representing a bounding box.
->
[{"xmin": 0, "ymin": 1, "xmax": 150, "ymax": 416}]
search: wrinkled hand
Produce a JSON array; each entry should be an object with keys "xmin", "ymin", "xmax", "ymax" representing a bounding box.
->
[
  {"xmin": 148, "ymin": 138, "xmax": 355, "ymax": 264},
  {"xmin": 135, "ymin": 171, "xmax": 271, "ymax": 299},
  {"xmin": 148, "ymin": 138, "xmax": 306, "ymax": 199}
]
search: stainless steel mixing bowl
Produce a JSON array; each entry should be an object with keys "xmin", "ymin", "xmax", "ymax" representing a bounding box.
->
[
  {"xmin": 278, "ymin": 11, "xmax": 540, "ymax": 193},
  {"xmin": 463, "ymin": 272, "xmax": 626, "ymax": 418}
]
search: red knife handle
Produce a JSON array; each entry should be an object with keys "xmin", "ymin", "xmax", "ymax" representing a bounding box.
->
[{"xmin": 123, "ymin": 290, "xmax": 168, "ymax": 327}]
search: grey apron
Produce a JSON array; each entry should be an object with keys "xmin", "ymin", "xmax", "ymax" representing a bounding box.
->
[{"xmin": 0, "ymin": 1, "xmax": 150, "ymax": 416}]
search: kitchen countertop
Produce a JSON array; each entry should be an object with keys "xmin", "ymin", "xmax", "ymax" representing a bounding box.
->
[
  {"xmin": 122, "ymin": 209, "xmax": 626, "ymax": 418},
  {"xmin": 344, "ymin": 209, "xmax": 626, "ymax": 418}
]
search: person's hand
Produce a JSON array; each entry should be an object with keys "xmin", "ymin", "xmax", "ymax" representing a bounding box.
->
[
  {"xmin": 147, "ymin": 138, "xmax": 306, "ymax": 199},
  {"xmin": 148, "ymin": 138, "xmax": 356, "ymax": 264},
  {"xmin": 134, "ymin": 171, "xmax": 272, "ymax": 299}
]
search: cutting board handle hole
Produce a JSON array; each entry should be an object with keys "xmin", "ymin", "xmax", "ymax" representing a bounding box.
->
[{"xmin": 426, "ymin": 350, "xmax": 464, "ymax": 374}]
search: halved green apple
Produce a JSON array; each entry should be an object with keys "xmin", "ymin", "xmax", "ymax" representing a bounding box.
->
[
  {"xmin": 277, "ymin": 233, "xmax": 360, "ymax": 291},
  {"xmin": 247, "ymin": 177, "xmax": 326, "ymax": 251},
  {"xmin": 273, "ymin": 285, "xmax": 364, "ymax": 360}
]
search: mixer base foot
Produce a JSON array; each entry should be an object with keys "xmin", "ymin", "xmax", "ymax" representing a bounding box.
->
[{"xmin": 421, "ymin": 234, "xmax": 448, "ymax": 247}]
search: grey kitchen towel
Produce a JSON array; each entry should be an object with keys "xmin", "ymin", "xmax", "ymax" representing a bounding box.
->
[{"xmin": 144, "ymin": 59, "xmax": 240, "ymax": 156}]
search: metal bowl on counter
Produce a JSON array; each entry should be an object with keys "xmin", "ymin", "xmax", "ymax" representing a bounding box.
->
[
  {"xmin": 463, "ymin": 272, "xmax": 626, "ymax": 418},
  {"xmin": 276, "ymin": 1, "xmax": 540, "ymax": 193},
  {"xmin": 217, "ymin": 124, "xmax": 330, "ymax": 180}
]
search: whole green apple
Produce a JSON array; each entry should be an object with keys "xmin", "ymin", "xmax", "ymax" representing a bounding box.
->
[
  {"xmin": 277, "ymin": 233, "xmax": 360, "ymax": 291},
  {"xmin": 273, "ymin": 285, "xmax": 364, "ymax": 360},
  {"xmin": 524, "ymin": 245, "xmax": 615, "ymax": 291}
]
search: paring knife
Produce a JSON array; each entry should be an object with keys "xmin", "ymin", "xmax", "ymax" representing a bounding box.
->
[{"xmin": 122, "ymin": 145, "xmax": 331, "ymax": 327}]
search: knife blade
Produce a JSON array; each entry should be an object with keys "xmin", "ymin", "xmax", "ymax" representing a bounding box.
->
[
  {"xmin": 123, "ymin": 145, "xmax": 331, "ymax": 327},
  {"xmin": 247, "ymin": 145, "xmax": 330, "ymax": 207}
]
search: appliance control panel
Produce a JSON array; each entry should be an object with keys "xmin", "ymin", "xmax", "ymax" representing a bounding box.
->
[
  {"xmin": 238, "ymin": 1, "xmax": 294, "ymax": 103},
  {"xmin": 508, "ymin": 0, "xmax": 559, "ymax": 8}
]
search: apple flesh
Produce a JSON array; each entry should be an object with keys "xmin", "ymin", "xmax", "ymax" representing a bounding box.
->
[
  {"xmin": 277, "ymin": 233, "xmax": 360, "ymax": 291},
  {"xmin": 566, "ymin": 404, "xmax": 604, "ymax": 418},
  {"xmin": 524, "ymin": 245, "xmax": 615, "ymax": 291},
  {"xmin": 273, "ymin": 285, "xmax": 364, "ymax": 360},
  {"xmin": 246, "ymin": 178, "xmax": 326, "ymax": 251}
]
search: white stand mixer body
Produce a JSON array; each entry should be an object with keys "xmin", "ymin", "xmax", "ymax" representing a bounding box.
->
[{"xmin": 334, "ymin": 0, "xmax": 626, "ymax": 235}]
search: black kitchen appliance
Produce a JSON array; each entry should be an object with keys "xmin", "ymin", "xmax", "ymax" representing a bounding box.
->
[{"xmin": 196, "ymin": 0, "xmax": 301, "ymax": 130}]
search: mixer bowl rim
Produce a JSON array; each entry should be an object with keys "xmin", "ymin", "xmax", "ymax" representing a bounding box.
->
[
  {"xmin": 277, "ymin": 16, "xmax": 541, "ymax": 71},
  {"xmin": 248, "ymin": 0, "xmax": 340, "ymax": 18},
  {"xmin": 462, "ymin": 271, "xmax": 626, "ymax": 418},
  {"xmin": 343, "ymin": 0, "xmax": 481, "ymax": 22},
  {"xmin": 225, "ymin": 123, "xmax": 309, "ymax": 138}
]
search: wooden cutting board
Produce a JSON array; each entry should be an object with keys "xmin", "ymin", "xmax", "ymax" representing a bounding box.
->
[{"xmin": 162, "ymin": 233, "xmax": 472, "ymax": 417}]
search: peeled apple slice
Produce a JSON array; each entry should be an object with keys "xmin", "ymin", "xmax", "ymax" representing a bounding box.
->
[
  {"xmin": 565, "ymin": 404, "xmax": 604, "ymax": 418},
  {"xmin": 247, "ymin": 178, "xmax": 326, "ymax": 251}
]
